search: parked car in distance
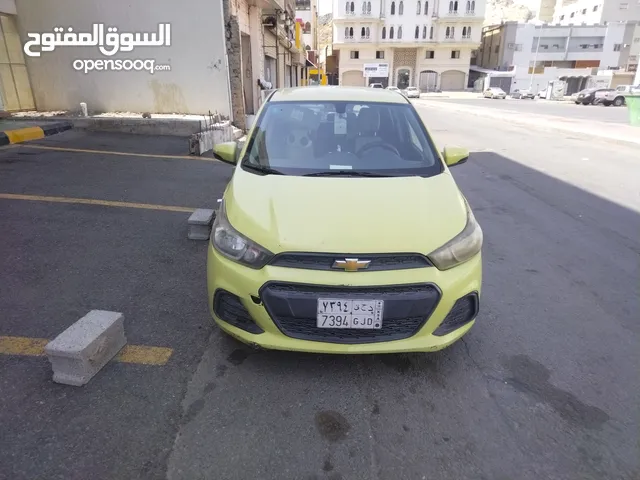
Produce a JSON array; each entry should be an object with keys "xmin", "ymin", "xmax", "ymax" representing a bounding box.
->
[
  {"xmin": 369, "ymin": 83, "xmax": 384, "ymax": 88},
  {"xmin": 574, "ymin": 88, "xmax": 612, "ymax": 105},
  {"xmin": 510, "ymin": 89, "xmax": 535, "ymax": 99},
  {"xmin": 600, "ymin": 85, "xmax": 640, "ymax": 107},
  {"xmin": 483, "ymin": 87, "xmax": 506, "ymax": 99},
  {"xmin": 404, "ymin": 86, "xmax": 420, "ymax": 98}
]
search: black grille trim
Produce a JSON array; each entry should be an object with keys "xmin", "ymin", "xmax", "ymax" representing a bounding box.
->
[
  {"xmin": 213, "ymin": 289, "xmax": 264, "ymax": 334},
  {"xmin": 432, "ymin": 292, "xmax": 479, "ymax": 337},
  {"xmin": 259, "ymin": 282, "xmax": 441, "ymax": 344},
  {"xmin": 268, "ymin": 252, "xmax": 432, "ymax": 271}
]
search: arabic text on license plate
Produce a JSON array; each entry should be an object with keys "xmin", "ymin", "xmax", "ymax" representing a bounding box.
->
[{"xmin": 316, "ymin": 299, "xmax": 384, "ymax": 329}]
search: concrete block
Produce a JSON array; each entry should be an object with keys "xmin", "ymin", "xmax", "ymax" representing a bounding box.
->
[
  {"xmin": 188, "ymin": 208, "xmax": 215, "ymax": 240},
  {"xmin": 45, "ymin": 310, "xmax": 126, "ymax": 386}
]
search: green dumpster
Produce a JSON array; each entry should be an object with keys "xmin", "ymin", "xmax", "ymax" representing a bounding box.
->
[{"xmin": 627, "ymin": 95, "xmax": 640, "ymax": 127}]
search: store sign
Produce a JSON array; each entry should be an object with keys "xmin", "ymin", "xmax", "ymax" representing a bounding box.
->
[{"xmin": 363, "ymin": 63, "xmax": 389, "ymax": 77}]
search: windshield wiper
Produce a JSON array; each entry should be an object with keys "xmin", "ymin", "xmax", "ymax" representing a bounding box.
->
[
  {"xmin": 303, "ymin": 170, "xmax": 393, "ymax": 177},
  {"xmin": 242, "ymin": 163, "xmax": 284, "ymax": 175}
]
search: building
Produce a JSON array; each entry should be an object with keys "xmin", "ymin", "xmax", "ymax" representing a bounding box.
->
[
  {"xmin": 0, "ymin": 0, "xmax": 310, "ymax": 130},
  {"xmin": 331, "ymin": 0, "xmax": 486, "ymax": 90},
  {"xmin": 535, "ymin": 0, "xmax": 556, "ymax": 22},
  {"xmin": 295, "ymin": 0, "xmax": 317, "ymax": 56},
  {"xmin": 477, "ymin": 21, "xmax": 638, "ymax": 95},
  {"xmin": 552, "ymin": 0, "xmax": 640, "ymax": 25}
]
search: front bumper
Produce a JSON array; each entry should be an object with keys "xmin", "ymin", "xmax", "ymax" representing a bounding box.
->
[{"xmin": 206, "ymin": 244, "xmax": 482, "ymax": 354}]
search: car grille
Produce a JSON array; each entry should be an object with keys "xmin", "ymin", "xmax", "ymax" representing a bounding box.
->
[
  {"xmin": 268, "ymin": 253, "xmax": 432, "ymax": 271},
  {"xmin": 432, "ymin": 292, "xmax": 479, "ymax": 336},
  {"xmin": 214, "ymin": 289, "xmax": 264, "ymax": 334},
  {"xmin": 259, "ymin": 282, "xmax": 441, "ymax": 344}
]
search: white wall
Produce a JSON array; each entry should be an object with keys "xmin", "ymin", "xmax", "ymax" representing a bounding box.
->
[
  {"xmin": 0, "ymin": 0, "xmax": 16, "ymax": 15},
  {"xmin": 15, "ymin": 0, "xmax": 232, "ymax": 115}
]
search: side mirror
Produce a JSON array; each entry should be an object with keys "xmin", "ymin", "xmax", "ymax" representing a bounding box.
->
[
  {"xmin": 443, "ymin": 147, "xmax": 469, "ymax": 167},
  {"xmin": 213, "ymin": 141, "xmax": 238, "ymax": 165}
]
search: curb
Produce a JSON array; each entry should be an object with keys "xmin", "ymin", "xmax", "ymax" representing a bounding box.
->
[{"xmin": 0, "ymin": 121, "xmax": 73, "ymax": 146}]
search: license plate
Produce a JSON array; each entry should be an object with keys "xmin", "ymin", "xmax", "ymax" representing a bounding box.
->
[{"xmin": 316, "ymin": 298, "xmax": 384, "ymax": 329}]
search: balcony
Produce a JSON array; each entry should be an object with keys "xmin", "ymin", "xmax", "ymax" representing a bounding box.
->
[
  {"xmin": 333, "ymin": 11, "xmax": 384, "ymax": 21},
  {"xmin": 464, "ymin": 9, "xmax": 475, "ymax": 15},
  {"xmin": 335, "ymin": 35, "xmax": 373, "ymax": 44}
]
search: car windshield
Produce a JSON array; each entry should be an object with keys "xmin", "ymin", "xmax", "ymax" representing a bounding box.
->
[
  {"xmin": 407, "ymin": 87, "xmax": 418, "ymax": 91},
  {"xmin": 241, "ymin": 101, "xmax": 442, "ymax": 177}
]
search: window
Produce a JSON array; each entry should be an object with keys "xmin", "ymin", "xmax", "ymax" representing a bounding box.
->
[
  {"xmin": 349, "ymin": 26, "xmax": 354, "ymax": 37},
  {"xmin": 345, "ymin": 1, "xmax": 349, "ymax": 13},
  {"xmin": 466, "ymin": 0, "xmax": 470, "ymax": 11},
  {"xmin": 390, "ymin": 26, "xmax": 394, "ymax": 38},
  {"xmin": 398, "ymin": 26, "xmax": 403, "ymax": 38},
  {"xmin": 560, "ymin": 14, "xmax": 565, "ymax": 19},
  {"xmin": 425, "ymin": 1, "xmax": 429, "ymax": 14},
  {"xmin": 391, "ymin": 1, "xmax": 395, "ymax": 14},
  {"xmin": 581, "ymin": 8, "xmax": 587, "ymax": 13},
  {"xmin": 417, "ymin": 1, "xmax": 421, "ymax": 14},
  {"xmin": 466, "ymin": 26, "xmax": 471, "ymax": 38},
  {"xmin": 541, "ymin": 44, "xmax": 548, "ymax": 49},
  {"xmin": 593, "ymin": 5, "xmax": 598, "ymax": 10},
  {"xmin": 399, "ymin": 1, "xmax": 404, "ymax": 14},
  {"xmin": 376, "ymin": 50, "xmax": 385, "ymax": 58},
  {"xmin": 451, "ymin": 50, "xmax": 460, "ymax": 58},
  {"xmin": 243, "ymin": 101, "xmax": 441, "ymax": 176},
  {"xmin": 345, "ymin": 27, "xmax": 349, "ymax": 37},
  {"xmin": 446, "ymin": 26, "xmax": 450, "ymax": 37},
  {"xmin": 515, "ymin": 43, "xmax": 522, "ymax": 51},
  {"xmin": 362, "ymin": 1, "xmax": 367, "ymax": 13},
  {"xmin": 449, "ymin": 1, "xmax": 454, "ymax": 11},
  {"xmin": 429, "ymin": 26, "xmax": 433, "ymax": 39},
  {"xmin": 350, "ymin": 50, "xmax": 359, "ymax": 58},
  {"xmin": 454, "ymin": 1, "xmax": 459, "ymax": 11},
  {"xmin": 415, "ymin": 26, "xmax": 420, "ymax": 38},
  {"xmin": 471, "ymin": 0, "xmax": 475, "ymax": 11},
  {"xmin": 382, "ymin": 26, "xmax": 386, "ymax": 38},
  {"xmin": 361, "ymin": 26, "xmax": 366, "ymax": 37},
  {"xmin": 620, "ymin": 2, "xmax": 629, "ymax": 8},
  {"xmin": 451, "ymin": 26, "xmax": 455, "ymax": 37},
  {"xmin": 570, "ymin": 12, "xmax": 575, "ymax": 17},
  {"xmin": 425, "ymin": 49, "xmax": 435, "ymax": 58},
  {"xmin": 462, "ymin": 26, "xmax": 466, "ymax": 37},
  {"xmin": 366, "ymin": 27, "xmax": 370, "ymax": 37},
  {"xmin": 613, "ymin": 43, "xmax": 621, "ymax": 51},
  {"xmin": 351, "ymin": 1, "xmax": 355, "ymax": 12},
  {"xmin": 423, "ymin": 26, "xmax": 427, "ymax": 38},
  {"xmin": 579, "ymin": 44, "xmax": 589, "ymax": 49},
  {"xmin": 367, "ymin": 1, "xmax": 371, "ymax": 12}
]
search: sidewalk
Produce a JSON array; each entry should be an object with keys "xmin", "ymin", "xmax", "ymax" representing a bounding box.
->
[
  {"xmin": 0, "ymin": 120, "xmax": 72, "ymax": 146},
  {"xmin": 416, "ymin": 99, "xmax": 640, "ymax": 147}
]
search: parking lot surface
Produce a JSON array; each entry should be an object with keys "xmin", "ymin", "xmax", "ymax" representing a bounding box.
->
[
  {"xmin": 431, "ymin": 96, "xmax": 631, "ymax": 124},
  {"xmin": 1, "ymin": 112, "xmax": 638, "ymax": 480}
]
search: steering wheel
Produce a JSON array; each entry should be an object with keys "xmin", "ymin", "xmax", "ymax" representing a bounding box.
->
[{"xmin": 356, "ymin": 142, "xmax": 401, "ymax": 158}]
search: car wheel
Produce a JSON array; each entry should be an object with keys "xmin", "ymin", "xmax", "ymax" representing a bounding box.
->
[
  {"xmin": 574, "ymin": 101, "xmax": 580, "ymax": 104},
  {"xmin": 602, "ymin": 101, "xmax": 611, "ymax": 107},
  {"xmin": 613, "ymin": 97, "xmax": 624, "ymax": 107}
]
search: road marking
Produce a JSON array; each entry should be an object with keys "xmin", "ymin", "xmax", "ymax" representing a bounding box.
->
[
  {"xmin": 0, "ymin": 336, "xmax": 173, "ymax": 366},
  {"xmin": 0, "ymin": 193, "xmax": 194, "ymax": 213},
  {"xmin": 8, "ymin": 144, "xmax": 220, "ymax": 162}
]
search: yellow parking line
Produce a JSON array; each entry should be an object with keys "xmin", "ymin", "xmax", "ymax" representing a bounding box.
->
[
  {"xmin": 9, "ymin": 144, "xmax": 219, "ymax": 161},
  {"xmin": 0, "ymin": 193, "xmax": 194, "ymax": 213},
  {"xmin": 0, "ymin": 336, "xmax": 173, "ymax": 366}
]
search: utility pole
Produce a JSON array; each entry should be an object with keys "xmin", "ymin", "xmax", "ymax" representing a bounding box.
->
[{"xmin": 529, "ymin": 25, "xmax": 541, "ymax": 91}]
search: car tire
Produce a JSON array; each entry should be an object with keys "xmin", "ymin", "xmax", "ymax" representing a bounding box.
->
[
  {"xmin": 613, "ymin": 97, "xmax": 625, "ymax": 107},
  {"xmin": 574, "ymin": 101, "xmax": 580, "ymax": 104},
  {"xmin": 602, "ymin": 101, "xmax": 611, "ymax": 107}
]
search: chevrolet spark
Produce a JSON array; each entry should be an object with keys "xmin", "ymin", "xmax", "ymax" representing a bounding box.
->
[{"xmin": 208, "ymin": 87, "xmax": 482, "ymax": 354}]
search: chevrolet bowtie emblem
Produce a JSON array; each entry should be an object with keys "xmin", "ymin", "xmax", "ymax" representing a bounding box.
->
[{"xmin": 332, "ymin": 258, "xmax": 371, "ymax": 272}]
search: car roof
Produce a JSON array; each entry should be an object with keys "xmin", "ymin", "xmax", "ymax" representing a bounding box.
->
[{"xmin": 269, "ymin": 86, "xmax": 409, "ymax": 104}]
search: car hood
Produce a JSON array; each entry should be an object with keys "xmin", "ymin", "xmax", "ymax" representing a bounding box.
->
[{"xmin": 223, "ymin": 168, "xmax": 468, "ymax": 255}]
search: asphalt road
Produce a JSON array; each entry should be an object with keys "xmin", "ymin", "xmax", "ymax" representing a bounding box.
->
[
  {"xmin": 431, "ymin": 96, "xmax": 631, "ymax": 124},
  {"xmin": 1, "ymin": 112, "xmax": 639, "ymax": 480}
]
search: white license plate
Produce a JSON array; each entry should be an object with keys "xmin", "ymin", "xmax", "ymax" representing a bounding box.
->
[{"xmin": 316, "ymin": 298, "xmax": 384, "ymax": 329}]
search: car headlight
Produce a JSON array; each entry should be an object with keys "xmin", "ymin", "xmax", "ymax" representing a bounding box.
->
[
  {"xmin": 211, "ymin": 200, "xmax": 273, "ymax": 269},
  {"xmin": 427, "ymin": 202, "xmax": 483, "ymax": 270}
]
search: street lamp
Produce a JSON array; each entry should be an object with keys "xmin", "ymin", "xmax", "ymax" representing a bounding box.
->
[{"xmin": 529, "ymin": 24, "xmax": 541, "ymax": 92}]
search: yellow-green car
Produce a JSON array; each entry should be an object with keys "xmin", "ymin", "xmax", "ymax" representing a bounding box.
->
[{"xmin": 208, "ymin": 87, "xmax": 482, "ymax": 354}]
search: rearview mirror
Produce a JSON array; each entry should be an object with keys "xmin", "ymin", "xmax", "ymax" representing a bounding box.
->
[
  {"xmin": 213, "ymin": 141, "xmax": 238, "ymax": 165},
  {"xmin": 443, "ymin": 147, "xmax": 469, "ymax": 167}
]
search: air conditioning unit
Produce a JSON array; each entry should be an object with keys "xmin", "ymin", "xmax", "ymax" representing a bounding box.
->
[{"xmin": 262, "ymin": 16, "xmax": 277, "ymax": 28}]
